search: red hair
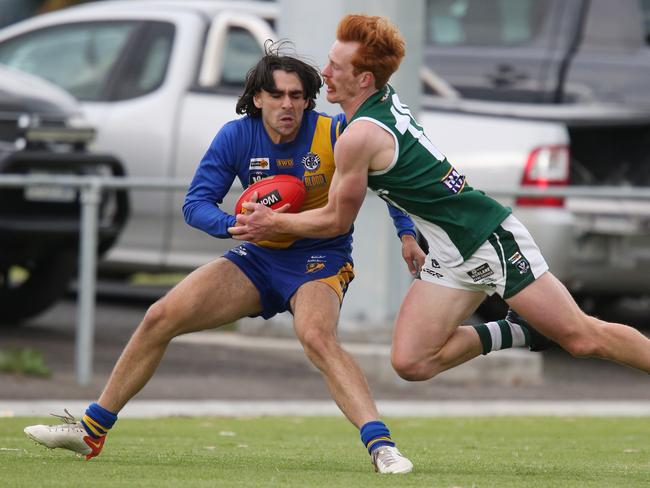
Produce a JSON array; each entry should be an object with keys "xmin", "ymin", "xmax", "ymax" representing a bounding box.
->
[{"xmin": 336, "ymin": 14, "xmax": 405, "ymax": 89}]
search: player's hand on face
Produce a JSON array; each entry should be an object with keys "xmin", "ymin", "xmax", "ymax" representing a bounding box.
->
[
  {"xmin": 228, "ymin": 202, "xmax": 290, "ymax": 241},
  {"xmin": 401, "ymin": 234, "xmax": 426, "ymax": 275}
]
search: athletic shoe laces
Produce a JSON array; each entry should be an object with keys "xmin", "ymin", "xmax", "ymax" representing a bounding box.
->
[{"xmin": 49, "ymin": 408, "xmax": 78, "ymax": 425}]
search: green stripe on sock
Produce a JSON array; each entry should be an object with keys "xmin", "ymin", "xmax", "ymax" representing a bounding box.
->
[
  {"xmin": 498, "ymin": 320, "xmax": 513, "ymax": 349},
  {"xmin": 472, "ymin": 324, "xmax": 492, "ymax": 355}
]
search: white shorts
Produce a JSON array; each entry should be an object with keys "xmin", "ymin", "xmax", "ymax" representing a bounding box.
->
[{"xmin": 419, "ymin": 215, "xmax": 549, "ymax": 299}]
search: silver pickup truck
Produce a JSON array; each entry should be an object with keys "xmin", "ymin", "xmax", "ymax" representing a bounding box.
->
[{"xmin": 0, "ymin": 0, "xmax": 580, "ymax": 320}]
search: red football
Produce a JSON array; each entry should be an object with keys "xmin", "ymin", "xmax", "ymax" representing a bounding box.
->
[{"xmin": 235, "ymin": 174, "xmax": 306, "ymax": 214}]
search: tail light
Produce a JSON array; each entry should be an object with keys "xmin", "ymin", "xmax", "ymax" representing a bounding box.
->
[{"xmin": 517, "ymin": 145, "xmax": 570, "ymax": 207}]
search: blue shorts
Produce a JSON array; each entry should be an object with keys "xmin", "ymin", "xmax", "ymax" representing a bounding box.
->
[{"xmin": 224, "ymin": 243, "xmax": 355, "ymax": 319}]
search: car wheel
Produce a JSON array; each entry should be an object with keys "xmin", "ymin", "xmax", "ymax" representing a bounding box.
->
[{"xmin": 0, "ymin": 251, "xmax": 77, "ymax": 324}]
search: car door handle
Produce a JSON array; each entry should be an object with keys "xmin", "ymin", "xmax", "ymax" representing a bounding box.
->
[{"xmin": 486, "ymin": 64, "xmax": 529, "ymax": 88}]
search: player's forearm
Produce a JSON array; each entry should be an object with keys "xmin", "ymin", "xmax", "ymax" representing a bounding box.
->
[
  {"xmin": 273, "ymin": 206, "xmax": 351, "ymax": 238},
  {"xmin": 183, "ymin": 199, "xmax": 236, "ymax": 239}
]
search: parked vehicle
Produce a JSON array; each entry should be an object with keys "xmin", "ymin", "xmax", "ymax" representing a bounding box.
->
[
  {"xmin": 0, "ymin": 65, "xmax": 128, "ymax": 322},
  {"xmin": 0, "ymin": 0, "xmax": 578, "ymax": 320},
  {"xmin": 422, "ymin": 0, "xmax": 650, "ymax": 302}
]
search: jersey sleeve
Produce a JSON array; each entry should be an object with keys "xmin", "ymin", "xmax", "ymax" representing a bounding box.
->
[
  {"xmin": 182, "ymin": 122, "xmax": 240, "ymax": 238},
  {"xmin": 386, "ymin": 202, "xmax": 417, "ymax": 239}
]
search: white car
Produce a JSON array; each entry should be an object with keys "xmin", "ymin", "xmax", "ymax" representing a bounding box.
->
[{"xmin": 0, "ymin": 0, "xmax": 575, "ymax": 320}]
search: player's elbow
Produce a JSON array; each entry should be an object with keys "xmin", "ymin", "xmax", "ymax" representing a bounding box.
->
[
  {"xmin": 182, "ymin": 201, "xmax": 194, "ymax": 226},
  {"xmin": 331, "ymin": 218, "xmax": 352, "ymax": 236},
  {"xmin": 327, "ymin": 215, "xmax": 353, "ymax": 236}
]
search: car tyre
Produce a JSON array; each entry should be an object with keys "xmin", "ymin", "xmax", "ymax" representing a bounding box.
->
[{"xmin": 0, "ymin": 250, "xmax": 77, "ymax": 324}]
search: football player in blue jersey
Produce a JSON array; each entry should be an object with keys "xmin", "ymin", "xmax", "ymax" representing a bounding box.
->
[{"xmin": 24, "ymin": 42, "xmax": 422, "ymax": 474}]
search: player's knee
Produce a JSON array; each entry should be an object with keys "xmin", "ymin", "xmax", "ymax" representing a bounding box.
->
[
  {"xmin": 562, "ymin": 336, "xmax": 600, "ymax": 358},
  {"xmin": 298, "ymin": 327, "xmax": 338, "ymax": 361},
  {"xmin": 557, "ymin": 316, "xmax": 603, "ymax": 358},
  {"xmin": 139, "ymin": 300, "xmax": 178, "ymax": 341},
  {"xmin": 391, "ymin": 353, "xmax": 436, "ymax": 381}
]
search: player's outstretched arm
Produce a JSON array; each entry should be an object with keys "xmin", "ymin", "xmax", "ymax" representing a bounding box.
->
[{"xmin": 229, "ymin": 127, "xmax": 372, "ymax": 241}]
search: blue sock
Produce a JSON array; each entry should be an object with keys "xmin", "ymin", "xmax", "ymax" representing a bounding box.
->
[
  {"xmin": 81, "ymin": 402, "xmax": 118, "ymax": 439},
  {"xmin": 360, "ymin": 420, "xmax": 395, "ymax": 453}
]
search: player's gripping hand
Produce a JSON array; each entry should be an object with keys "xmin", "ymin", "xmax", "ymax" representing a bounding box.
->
[
  {"xmin": 401, "ymin": 234, "xmax": 426, "ymax": 275},
  {"xmin": 228, "ymin": 201, "xmax": 291, "ymax": 242}
]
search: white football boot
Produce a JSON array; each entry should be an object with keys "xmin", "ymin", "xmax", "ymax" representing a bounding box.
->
[
  {"xmin": 24, "ymin": 409, "xmax": 105, "ymax": 460},
  {"xmin": 371, "ymin": 446, "xmax": 414, "ymax": 474}
]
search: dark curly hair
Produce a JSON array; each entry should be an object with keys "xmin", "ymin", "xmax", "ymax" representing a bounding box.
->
[{"xmin": 236, "ymin": 40, "xmax": 322, "ymax": 117}]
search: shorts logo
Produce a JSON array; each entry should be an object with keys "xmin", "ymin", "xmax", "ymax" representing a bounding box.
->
[
  {"xmin": 431, "ymin": 258, "xmax": 441, "ymax": 269},
  {"xmin": 302, "ymin": 152, "xmax": 321, "ymax": 171},
  {"xmin": 467, "ymin": 263, "xmax": 494, "ymax": 283},
  {"xmin": 231, "ymin": 245, "xmax": 247, "ymax": 256},
  {"xmin": 508, "ymin": 251, "xmax": 530, "ymax": 275},
  {"xmin": 442, "ymin": 168, "xmax": 466, "ymax": 194},
  {"xmin": 306, "ymin": 262, "xmax": 326, "ymax": 273},
  {"xmin": 249, "ymin": 158, "xmax": 270, "ymax": 170},
  {"xmin": 306, "ymin": 255, "xmax": 326, "ymax": 273},
  {"xmin": 422, "ymin": 268, "xmax": 444, "ymax": 279},
  {"xmin": 276, "ymin": 159, "xmax": 293, "ymax": 168}
]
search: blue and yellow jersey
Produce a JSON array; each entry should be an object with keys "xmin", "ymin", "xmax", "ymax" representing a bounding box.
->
[
  {"xmin": 183, "ymin": 110, "xmax": 416, "ymax": 251},
  {"xmin": 183, "ymin": 110, "xmax": 352, "ymax": 251}
]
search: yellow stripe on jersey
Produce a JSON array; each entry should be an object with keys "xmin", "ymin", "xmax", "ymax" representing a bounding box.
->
[{"xmin": 302, "ymin": 115, "xmax": 335, "ymax": 211}]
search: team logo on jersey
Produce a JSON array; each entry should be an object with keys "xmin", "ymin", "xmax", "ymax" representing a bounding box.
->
[
  {"xmin": 302, "ymin": 152, "xmax": 321, "ymax": 171},
  {"xmin": 442, "ymin": 168, "xmax": 466, "ymax": 194},
  {"xmin": 508, "ymin": 251, "xmax": 530, "ymax": 275},
  {"xmin": 276, "ymin": 158, "xmax": 294, "ymax": 168},
  {"xmin": 467, "ymin": 263, "xmax": 494, "ymax": 283},
  {"xmin": 249, "ymin": 158, "xmax": 270, "ymax": 170}
]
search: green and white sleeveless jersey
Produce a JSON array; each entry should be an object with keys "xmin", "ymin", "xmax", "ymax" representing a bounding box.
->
[{"xmin": 349, "ymin": 85, "xmax": 511, "ymax": 266}]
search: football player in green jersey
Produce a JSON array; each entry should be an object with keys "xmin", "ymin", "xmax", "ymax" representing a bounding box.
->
[{"xmin": 231, "ymin": 14, "xmax": 650, "ymax": 382}]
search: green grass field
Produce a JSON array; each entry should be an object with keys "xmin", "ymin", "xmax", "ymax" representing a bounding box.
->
[{"xmin": 2, "ymin": 416, "xmax": 649, "ymax": 487}]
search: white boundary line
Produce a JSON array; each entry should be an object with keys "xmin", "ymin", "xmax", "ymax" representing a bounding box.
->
[{"xmin": 2, "ymin": 400, "xmax": 650, "ymax": 418}]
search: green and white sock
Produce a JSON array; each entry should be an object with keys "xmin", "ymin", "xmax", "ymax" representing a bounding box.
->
[{"xmin": 472, "ymin": 319, "xmax": 530, "ymax": 355}]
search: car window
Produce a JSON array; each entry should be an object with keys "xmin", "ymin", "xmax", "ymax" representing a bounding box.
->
[
  {"xmin": 110, "ymin": 22, "xmax": 174, "ymax": 101},
  {"xmin": 0, "ymin": 22, "xmax": 137, "ymax": 100},
  {"xmin": 641, "ymin": 0, "xmax": 650, "ymax": 45},
  {"xmin": 426, "ymin": 0, "xmax": 550, "ymax": 46},
  {"xmin": 220, "ymin": 27, "xmax": 264, "ymax": 87}
]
